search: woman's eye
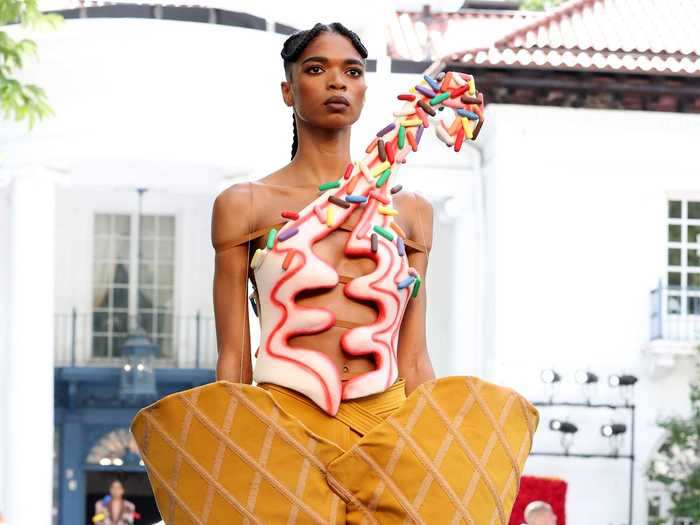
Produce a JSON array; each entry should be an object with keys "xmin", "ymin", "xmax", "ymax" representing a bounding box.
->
[{"xmin": 306, "ymin": 66, "xmax": 363, "ymax": 76}]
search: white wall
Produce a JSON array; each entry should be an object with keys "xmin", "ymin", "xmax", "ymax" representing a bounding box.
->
[{"xmin": 480, "ymin": 103, "xmax": 700, "ymax": 525}]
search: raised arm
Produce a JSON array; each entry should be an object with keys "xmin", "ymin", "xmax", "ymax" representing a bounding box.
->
[
  {"xmin": 397, "ymin": 192, "xmax": 436, "ymax": 395},
  {"xmin": 211, "ymin": 183, "xmax": 255, "ymax": 384}
]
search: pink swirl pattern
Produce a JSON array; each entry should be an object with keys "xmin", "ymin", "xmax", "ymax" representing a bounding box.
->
[{"xmin": 252, "ymin": 71, "xmax": 485, "ymax": 415}]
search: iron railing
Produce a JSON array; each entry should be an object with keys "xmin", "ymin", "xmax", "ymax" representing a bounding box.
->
[
  {"xmin": 650, "ymin": 283, "xmax": 700, "ymax": 341},
  {"xmin": 54, "ymin": 309, "xmax": 218, "ymax": 368}
]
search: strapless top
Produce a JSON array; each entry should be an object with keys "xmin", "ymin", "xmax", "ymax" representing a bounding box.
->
[{"xmin": 216, "ymin": 71, "xmax": 484, "ymax": 416}]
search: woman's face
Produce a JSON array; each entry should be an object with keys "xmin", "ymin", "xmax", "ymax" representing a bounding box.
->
[
  {"xmin": 282, "ymin": 31, "xmax": 367, "ymax": 130},
  {"xmin": 110, "ymin": 480, "xmax": 124, "ymax": 498}
]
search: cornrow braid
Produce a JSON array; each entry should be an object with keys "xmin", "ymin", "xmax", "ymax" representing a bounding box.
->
[{"xmin": 281, "ymin": 22, "xmax": 368, "ymax": 160}]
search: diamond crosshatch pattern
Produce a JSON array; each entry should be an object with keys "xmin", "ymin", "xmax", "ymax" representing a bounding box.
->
[{"xmin": 131, "ymin": 376, "xmax": 539, "ymax": 524}]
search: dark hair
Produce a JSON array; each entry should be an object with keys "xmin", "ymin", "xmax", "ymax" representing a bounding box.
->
[{"xmin": 280, "ymin": 22, "xmax": 368, "ymax": 160}]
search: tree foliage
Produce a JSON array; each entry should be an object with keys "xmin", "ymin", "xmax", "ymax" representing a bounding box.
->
[
  {"xmin": 646, "ymin": 346, "xmax": 700, "ymax": 522},
  {"xmin": 519, "ymin": 0, "xmax": 566, "ymax": 11},
  {"xmin": 0, "ymin": 0, "xmax": 61, "ymax": 129}
]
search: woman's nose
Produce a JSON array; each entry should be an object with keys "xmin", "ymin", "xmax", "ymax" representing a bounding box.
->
[{"xmin": 328, "ymin": 70, "xmax": 346, "ymax": 90}]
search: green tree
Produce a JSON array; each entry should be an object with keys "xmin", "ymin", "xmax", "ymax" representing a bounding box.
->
[
  {"xmin": 0, "ymin": 0, "xmax": 61, "ymax": 129},
  {"xmin": 519, "ymin": 0, "xmax": 566, "ymax": 11},
  {"xmin": 646, "ymin": 346, "xmax": 700, "ymax": 523}
]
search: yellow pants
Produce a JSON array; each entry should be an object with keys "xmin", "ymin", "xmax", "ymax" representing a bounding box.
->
[
  {"xmin": 131, "ymin": 376, "xmax": 539, "ymax": 524},
  {"xmin": 258, "ymin": 378, "xmax": 408, "ymax": 451}
]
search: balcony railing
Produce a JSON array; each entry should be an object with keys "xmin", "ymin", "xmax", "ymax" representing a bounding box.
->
[
  {"xmin": 650, "ymin": 284, "xmax": 700, "ymax": 341},
  {"xmin": 54, "ymin": 309, "xmax": 218, "ymax": 368}
]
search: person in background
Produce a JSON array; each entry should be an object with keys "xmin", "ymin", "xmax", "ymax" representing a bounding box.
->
[
  {"xmin": 523, "ymin": 500, "xmax": 557, "ymax": 525},
  {"xmin": 93, "ymin": 479, "xmax": 137, "ymax": 525}
]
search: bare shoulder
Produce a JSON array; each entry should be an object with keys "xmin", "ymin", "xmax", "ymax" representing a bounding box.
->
[
  {"xmin": 211, "ymin": 182, "xmax": 258, "ymax": 250},
  {"xmin": 397, "ymin": 190, "xmax": 434, "ymax": 253}
]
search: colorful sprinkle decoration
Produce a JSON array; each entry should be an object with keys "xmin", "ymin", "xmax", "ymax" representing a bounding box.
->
[
  {"xmin": 277, "ymin": 227, "xmax": 299, "ymax": 242},
  {"xmin": 329, "ymin": 195, "xmax": 350, "ymax": 208},
  {"xmin": 398, "ymin": 126, "xmax": 406, "ymax": 149},
  {"xmin": 319, "ymin": 180, "xmax": 341, "ymax": 191},
  {"xmin": 376, "ymin": 169, "xmax": 391, "ymax": 188},
  {"xmin": 457, "ymin": 108, "xmax": 480, "ymax": 121},
  {"xmin": 250, "ymin": 248, "xmax": 265, "ymax": 269},
  {"xmin": 415, "ymin": 85, "xmax": 436, "ymax": 98},
  {"xmin": 430, "ymin": 92, "xmax": 450, "ymax": 106},
  {"xmin": 376, "ymin": 123, "xmax": 395, "ymax": 137},
  {"xmin": 423, "ymin": 74, "xmax": 441, "ymax": 92},
  {"xmin": 281, "ymin": 210, "xmax": 299, "ymax": 220},
  {"xmin": 371, "ymin": 160, "xmax": 391, "ymax": 178},
  {"xmin": 396, "ymin": 236, "xmax": 406, "ymax": 256},
  {"xmin": 411, "ymin": 276, "xmax": 422, "ymax": 298},
  {"xmin": 343, "ymin": 162, "xmax": 354, "ymax": 179},
  {"xmin": 282, "ymin": 251, "xmax": 295, "ymax": 270},
  {"xmin": 266, "ymin": 229, "xmax": 277, "ymax": 250},
  {"xmin": 373, "ymin": 225, "xmax": 395, "ymax": 241},
  {"xmin": 345, "ymin": 194, "xmax": 368, "ymax": 204},
  {"xmin": 397, "ymin": 275, "xmax": 417, "ymax": 289}
]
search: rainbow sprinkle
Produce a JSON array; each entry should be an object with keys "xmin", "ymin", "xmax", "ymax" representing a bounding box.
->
[
  {"xmin": 376, "ymin": 169, "xmax": 391, "ymax": 188},
  {"xmin": 319, "ymin": 180, "xmax": 341, "ymax": 191},
  {"xmin": 266, "ymin": 229, "xmax": 277, "ymax": 250},
  {"xmin": 373, "ymin": 225, "xmax": 394, "ymax": 241},
  {"xmin": 398, "ymin": 275, "xmax": 417, "ymax": 289}
]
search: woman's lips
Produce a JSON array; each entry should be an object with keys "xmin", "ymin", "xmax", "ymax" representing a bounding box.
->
[
  {"xmin": 325, "ymin": 101, "xmax": 350, "ymax": 111},
  {"xmin": 324, "ymin": 96, "xmax": 350, "ymax": 111}
]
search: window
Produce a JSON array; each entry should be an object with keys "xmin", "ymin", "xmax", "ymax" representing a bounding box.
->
[
  {"xmin": 92, "ymin": 213, "xmax": 176, "ymax": 359},
  {"xmin": 666, "ymin": 200, "xmax": 700, "ymax": 315},
  {"xmin": 646, "ymin": 495, "xmax": 661, "ymax": 524},
  {"xmin": 92, "ymin": 214, "xmax": 131, "ymax": 357},
  {"xmin": 137, "ymin": 215, "xmax": 175, "ymax": 357}
]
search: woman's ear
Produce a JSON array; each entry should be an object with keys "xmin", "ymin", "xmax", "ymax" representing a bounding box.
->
[{"xmin": 281, "ymin": 80, "xmax": 294, "ymax": 107}]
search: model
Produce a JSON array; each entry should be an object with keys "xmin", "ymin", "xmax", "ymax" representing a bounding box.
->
[
  {"xmin": 92, "ymin": 480, "xmax": 137, "ymax": 525},
  {"xmin": 133, "ymin": 22, "xmax": 539, "ymax": 524}
]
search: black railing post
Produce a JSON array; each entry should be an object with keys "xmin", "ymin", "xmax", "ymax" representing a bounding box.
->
[
  {"xmin": 628, "ymin": 404, "xmax": 636, "ymax": 525},
  {"xmin": 195, "ymin": 310, "xmax": 201, "ymax": 369},
  {"xmin": 70, "ymin": 307, "xmax": 77, "ymax": 367},
  {"xmin": 650, "ymin": 279, "xmax": 662, "ymax": 341}
]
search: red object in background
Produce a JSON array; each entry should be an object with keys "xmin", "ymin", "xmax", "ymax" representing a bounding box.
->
[{"xmin": 509, "ymin": 475, "xmax": 567, "ymax": 525}]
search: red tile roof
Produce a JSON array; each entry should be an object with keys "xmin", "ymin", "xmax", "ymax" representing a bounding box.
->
[
  {"xmin": 387, "ymin": 9, "xmax": 538, "ymax": 62},
  {"xmin": 450, "ymin": 0, "xmax": 700, "ymax": 76}
]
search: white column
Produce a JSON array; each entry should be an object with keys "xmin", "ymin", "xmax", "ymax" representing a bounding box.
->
[
  {"xmin": 443, "ymin": 172, "xmax": 486, "ymax": 378},
  {"xmin": 6, "ymin": 166, "xmax": 56, "ymax": 524},
  {"xmin": 0, "ymin": 182, "xmax": 11, "ymax": 518}
]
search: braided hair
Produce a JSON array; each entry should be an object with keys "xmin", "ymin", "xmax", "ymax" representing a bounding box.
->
[{"xmin": 280, "ymin": 22, "xmax": 368, "ymax": 160}]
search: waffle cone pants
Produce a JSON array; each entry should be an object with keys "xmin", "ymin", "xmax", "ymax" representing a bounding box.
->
[{"xmin": 131, "ymin": 375, "xmax": 539, "ymax": 524}]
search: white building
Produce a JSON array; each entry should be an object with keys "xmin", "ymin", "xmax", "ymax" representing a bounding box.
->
[{"xmin": 0, "ymin": 0, "xmax": 698, "ymax": 524}]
